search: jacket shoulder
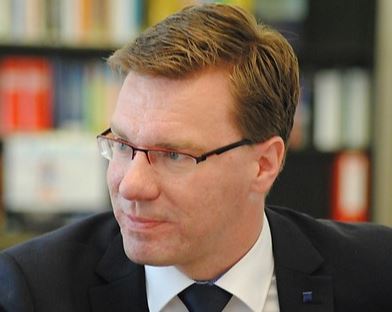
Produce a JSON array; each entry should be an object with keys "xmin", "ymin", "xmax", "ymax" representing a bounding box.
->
[
  {"xmin": 267, "ymin": 205, "xmax": 392, "ymax": 241},
  {"xmin": 0, "ymin": 211, "xmax": 120, "ymax": 311},
  {"xmin": 266, "ymin": 206, "xmax": 392, "ymax": 310},
  {"xmin": 4, "ymin": 211, "xmax": 118, "ymax": 258},
  {"xmin": 266, "ymin": 205, "xmax": 392, "ymax": 269}
]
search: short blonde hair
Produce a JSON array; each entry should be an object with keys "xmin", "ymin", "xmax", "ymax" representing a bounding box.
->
[{"xmin": 108, "ymin": 3, "xmax": 299, "ymax": 145}]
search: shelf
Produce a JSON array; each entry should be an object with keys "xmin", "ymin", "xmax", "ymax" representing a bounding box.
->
[{"xmin": 0, "ymin": 43, "xmax": 116, "ymax": 58}]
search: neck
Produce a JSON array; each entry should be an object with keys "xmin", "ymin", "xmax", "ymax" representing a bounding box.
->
[{"xmin": 177, "ymin": 213, "xmax": 264, "ymax": 281}]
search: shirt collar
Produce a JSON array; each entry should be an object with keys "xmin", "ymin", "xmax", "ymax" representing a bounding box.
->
[
  {"xmin": 145, "ymin": 265, "xmax": 193, "ymax": 312},
  {"xmin": 215, "ymin": 212, "xmax": 274, "ymax": 311},
  {"xmin": 145, "ymin": 212, "xmax": 274, "ymax": 312}
]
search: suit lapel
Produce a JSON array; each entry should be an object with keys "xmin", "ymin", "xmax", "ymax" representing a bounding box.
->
[
  {"xmin": 266, "ymin": 208, "xmax": 334, "ymax": 312},
  {"xmin": 89, "ymin": 235, "xmax": 150, "ymax": 312}
]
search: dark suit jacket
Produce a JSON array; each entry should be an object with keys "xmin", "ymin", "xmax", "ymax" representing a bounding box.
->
[{"xmin": 1, "ymin": 206, "xmax": 392, "ymax": 312}]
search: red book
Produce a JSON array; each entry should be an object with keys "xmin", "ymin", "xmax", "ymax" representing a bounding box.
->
[
  {"xmin": 0, "ymin": 58, "xmax": 19, "ymax": 134},
  {"xmin": 18, "ymin": 57, "xmax": 53, "ymax": 131},
  {"xmin": 331, "ymin": 151, "xmax": 370, "ymax": 222},
  {"xmin": 0, "ymin": 56, "xmax": 53, "ymax": 135}
]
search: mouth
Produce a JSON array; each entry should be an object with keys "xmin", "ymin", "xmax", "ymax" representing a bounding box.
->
[{"xmin": 124, "ymin": 215, "xmax": 168, "ymax": 230}]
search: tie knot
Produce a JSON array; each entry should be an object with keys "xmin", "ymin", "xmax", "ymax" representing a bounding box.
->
[{"xmin": 178, "ymin": 283, "xmax": 232, "ymax": 312}]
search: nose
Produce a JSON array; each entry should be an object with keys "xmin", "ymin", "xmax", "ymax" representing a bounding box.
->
[{"xmin": 118, "ymin": 151, "xmax": 160, "ymax": 201}]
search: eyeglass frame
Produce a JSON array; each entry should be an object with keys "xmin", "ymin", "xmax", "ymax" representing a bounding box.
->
[{"xmin": 97, "ymin": 128, "xmax": 253, "ymax": 164}]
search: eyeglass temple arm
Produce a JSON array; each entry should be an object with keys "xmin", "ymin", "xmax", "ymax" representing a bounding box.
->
[{"xmin": 195, "ymin": 139, "xmax": 253, "ymax": 163}]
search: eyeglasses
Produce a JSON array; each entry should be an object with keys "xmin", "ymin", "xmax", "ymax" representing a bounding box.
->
[{"xmin": 97, "ymin": 128, "xmax": 253, "ymax": 175}]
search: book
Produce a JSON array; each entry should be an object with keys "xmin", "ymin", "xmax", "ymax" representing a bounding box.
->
[
  {"xmin": 255, "ymin": 0, "xmax": 307, "ymax": 22},
  {"xmin": 109, "ymin": 0, "xmax": 143, "ymax": 45},
  {"xmin": 10, "ymin": 0, "xmax": 26, "ymax": 42},
  {"xmin": 146, "ymin": 0, "xmax": 195, "ymax": 26},
  {"xmin": 103, "ymin": 66, "xmax": 122, "ymax": 128},
  {"xmin": 0, "ymin": 0, "xmax": 11, "ymax": 41},
  {"xmin": 90, "ymin": 0, "xmax": 109, "ymax": 44},
  {"xmin": 56, "ymin": 60, "xmax": 84, "ymax": 129},
  {"xmin": 331, "ymin": 151, "xmax": 370, "ymax": 221},
  {"xmin": 341, "ymin": 68, "xmax": 371, "ymax": 149},
  {"xmin": 24, "ymin": 0, "xmax": 45, "ymax": 42},
  {"xmin": 313, "ymin": 69, "xmax": 343, "ymax": 151},
  {"xmin": 83, "ymin": 61, "xmax": 106, "ymax": 132},
  {"xmin": 0, "ymin": 57, "xmax": 19, "ymax": 134},
  {"xmin": 60, "ymin": 0, "xmax": 82, "ymax": 44},
  {"xmin": 44, "ymin": 0, "xmax": 62, "ymax": 42},
  {"xmin": 19, "ymin": 57, "xmax": 53, "ymax": 131},
  {"xmin": 289, "ymin": 74, "xmax": 311, "ymax": 150},
  {"xmin": 0, "ymin": 57, "xmax": 53, "ymax": 134},
  {"xmin": 201, "ymin": 0, "xmax": 254, "ymax": 12}
]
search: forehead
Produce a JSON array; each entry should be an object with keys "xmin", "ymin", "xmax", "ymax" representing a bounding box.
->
[{"xmin": 111, "ymin": 68, "xmax": 241, "ymax": 147}]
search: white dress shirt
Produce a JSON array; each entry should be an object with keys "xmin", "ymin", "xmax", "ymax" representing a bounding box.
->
[{"xmin": 145, "ymin": 213, "xmax": 280, "ymax": 312}]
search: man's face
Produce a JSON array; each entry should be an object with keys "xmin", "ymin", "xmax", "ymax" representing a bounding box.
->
[{"xmin": 107, "ymin": 68, "xmax": 263, "ymax": 278}]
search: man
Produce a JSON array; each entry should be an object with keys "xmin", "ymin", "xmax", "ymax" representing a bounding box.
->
[{"xmin": 1, "ymin": 3, "xmax": 392, "ymax": 312}]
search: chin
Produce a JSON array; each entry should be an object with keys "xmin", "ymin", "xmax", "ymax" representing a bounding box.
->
[{"xmin": 122, "ymin": 235, "xmax": 173, "ymax": 266}]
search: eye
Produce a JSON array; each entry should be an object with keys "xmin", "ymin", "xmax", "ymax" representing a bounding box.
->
[
  {"xmin": 155, "ymin": 151, "xmax": 188, "ymax": 162},
  {"xmin": 149, "ymin": 150, "xmax": 195, "ymax": 172},
  {"xmin": 118, "ymin": 142, "xmax": 128, "ymax": 151},
  {"xmin": 167, "ymin": 151, "xmax": 181, "ymax": 161},
  {"xmin": 112, "ymin": 141, "xmax": 130, "ymax": 153}
]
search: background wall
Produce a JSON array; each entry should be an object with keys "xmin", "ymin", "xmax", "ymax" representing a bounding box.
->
[{"xmin": 374, "ymin": 0, "xmax": 392, "ymax": 225}]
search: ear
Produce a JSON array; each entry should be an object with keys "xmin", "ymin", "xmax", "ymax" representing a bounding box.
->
[{"xmin": 251, "ymin": 136, "xmax": 285, "ymax": 194}]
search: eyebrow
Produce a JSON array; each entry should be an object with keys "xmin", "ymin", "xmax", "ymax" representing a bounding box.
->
[
  {"xmin": 109, "ymin": 125, "xmax": 206, "ymax": 154},
  {"xmin": 154, "ymin": 141, "xmax": 206, "ymax": 154},
  {"xmin": 110, "ymin": 125, "xmax": 127, "ymax": 139}
]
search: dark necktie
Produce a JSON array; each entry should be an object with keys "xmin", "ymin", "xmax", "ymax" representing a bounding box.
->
[{"xmin": 178, "ymin": 283, "xmax": 233, "ymax": 312}]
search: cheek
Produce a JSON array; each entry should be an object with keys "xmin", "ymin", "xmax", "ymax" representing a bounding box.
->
[
  {"xmin": 195, "ymin": 163, "xmax": 250, "ymax": 214},
  {"xmin": 176, "ymin": 170, "xmax": 235, "ymax": 220},
  {"xmin": 106, "ymin": 162, "xmax": 122, "ymax": 196}
]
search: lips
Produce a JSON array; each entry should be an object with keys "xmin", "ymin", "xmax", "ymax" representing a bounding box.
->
[{"xmin": 125, "ymin": 214, "xmax": 167, "ymax": 230}]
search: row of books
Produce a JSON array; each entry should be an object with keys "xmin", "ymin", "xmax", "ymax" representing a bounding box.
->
[
  {"xmin": 0, "ymin": 56, "xmax": 122, "ymax": 136},
  {"xmin": 0, "ymin": 55, "xmax": 371, "ymax": 151},
  {"xmin": 290, "ymin": 68, "xmax": 371, "ymax": 151},
  {"xmin": 0, "ymin": 0, "xmax": 143, "ymax": 47},
  {"xmin": 0, "ymin": 0, "xmax": 253, "ymax": 47}
]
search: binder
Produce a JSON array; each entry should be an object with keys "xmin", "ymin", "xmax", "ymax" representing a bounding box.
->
[
  {"xmin": 313, "ymin": 69, "xmax": 343, "ymax": 151},
  {"xmin": 0, "ymin": 57, "xmax": 53, "ymax": 135},
  {"xmin": 331, "ymin": 151, "xmax": 370, "ymax": 221}
]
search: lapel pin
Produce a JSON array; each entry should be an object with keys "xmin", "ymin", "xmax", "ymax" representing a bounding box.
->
[{"xmin": 302, "ymin": 291, "xmax": 313, "ymax": 303}]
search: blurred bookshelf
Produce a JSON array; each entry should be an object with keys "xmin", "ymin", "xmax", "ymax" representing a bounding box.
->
[
  {"xmin": 260, "ymin": 0, "xmax": 375, "ymax": 222},
  {"xmin": 0, "ymin": 0, "xmax": 390, "ymax": 250},
  {"xmin": 0, "ymin": 0, "xmax": 144, "ymax": 248}
]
